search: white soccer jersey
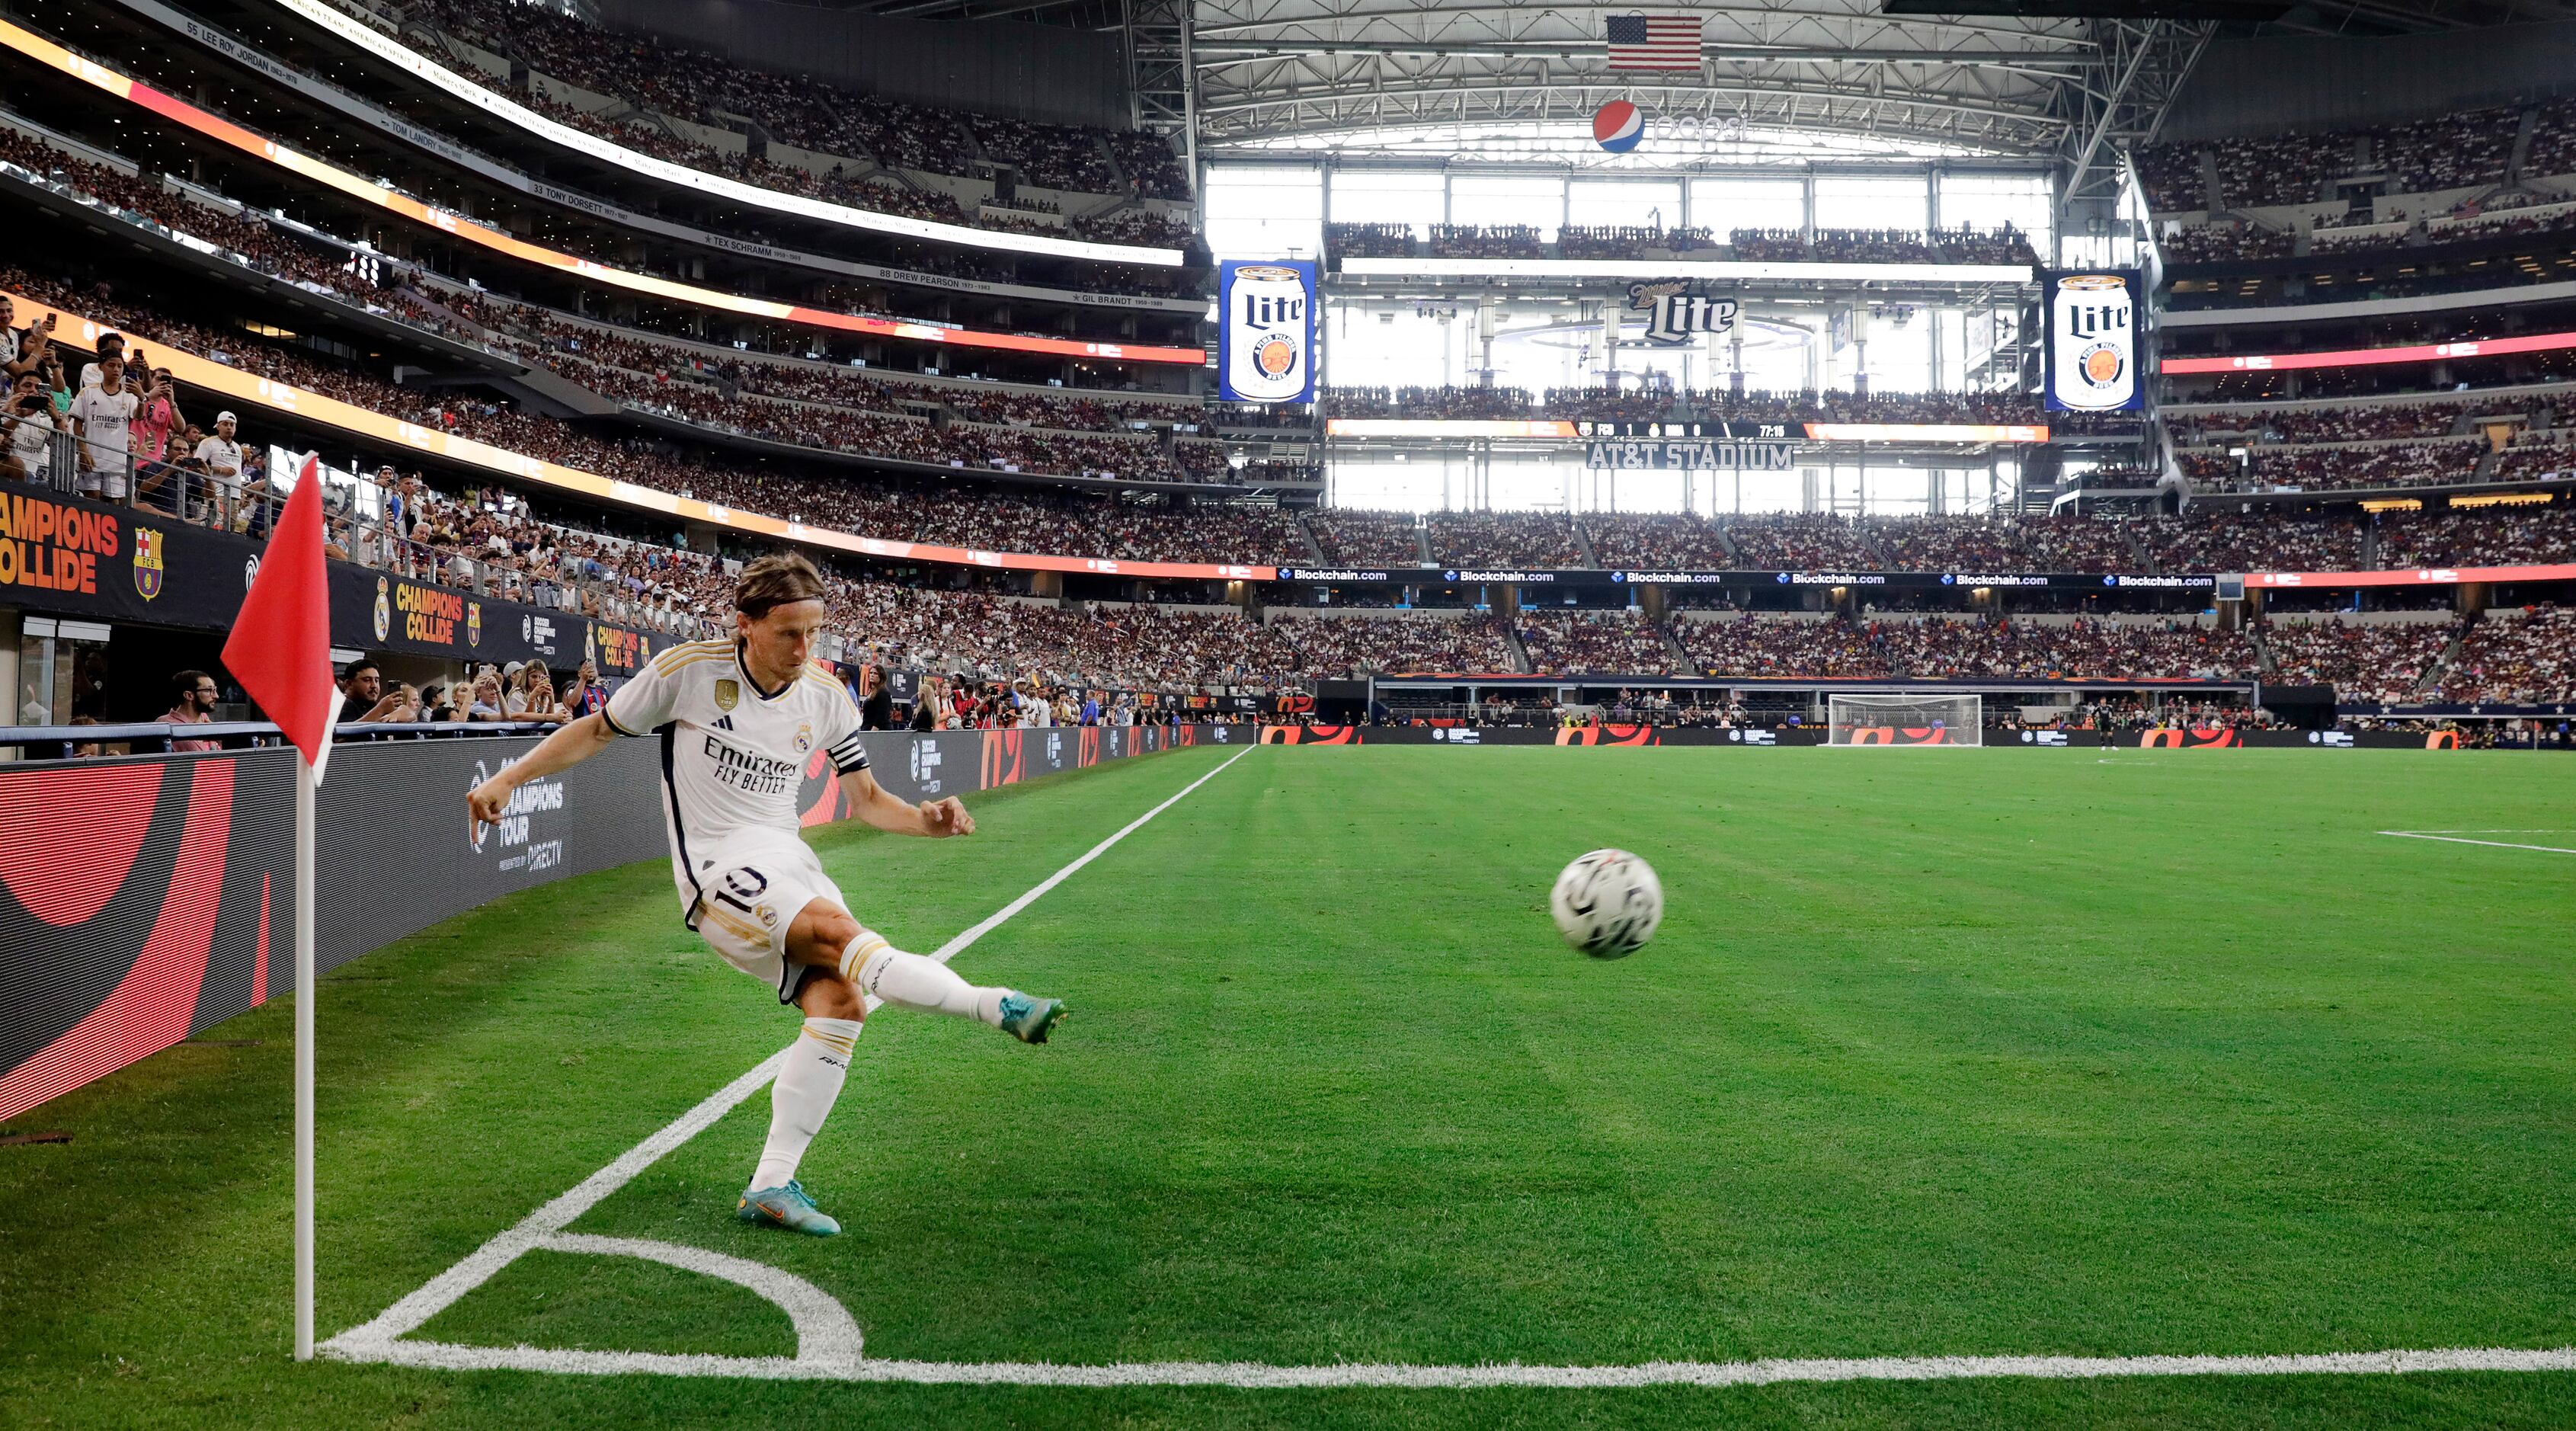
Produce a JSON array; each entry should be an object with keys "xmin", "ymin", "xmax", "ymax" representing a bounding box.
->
[{"xmin": 604, "ymin": 639, "xmax": 869, "ymax": 920}]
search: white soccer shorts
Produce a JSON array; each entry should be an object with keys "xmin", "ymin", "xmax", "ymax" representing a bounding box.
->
[{"xmin": 690, "ymin": 846, "xmax": 850, "ymax": 1004}]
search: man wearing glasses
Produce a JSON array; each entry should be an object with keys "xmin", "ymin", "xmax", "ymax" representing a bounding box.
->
[{"xmin": 165, "ymin": 670, "xmax": 221, "ymax": 753}]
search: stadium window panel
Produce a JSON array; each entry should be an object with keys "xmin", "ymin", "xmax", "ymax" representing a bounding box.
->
[
  {"xmin": 1567, "ymin": 181, "xmax": 1683, "ymax": 231},
  {"xmin": 1858, "ymin": 317, "xmax": 1935, "ymax": 394},
  {"xmin": 1327, "ymin": 455, "xmax": 1458, "ymax": 512},
  {"xmin": 1323, "ymin": 303, "xmax": 1461, "ymax": 388},
  {"xmin": 1449, "ymin": 175, "xmax": 1567, "ymax": 239},
  {"xmin": 1813, "ymin": 175, "xmax": 1929, "ymax": 230},
  {"xmin": 1938, "ymin": 172, "xmax": 2052, "ymax": 249},
  {"xmin": 1330, "ymin": 171, "xmax": 1444, "ymax": 238},
  {"xmin": 1690, "ymin": 178, "xmax": 1803, "ymax": 234},
  {"xmin": 1204, "ymin": 166, "xmax": 1324, "ymax": 261}
]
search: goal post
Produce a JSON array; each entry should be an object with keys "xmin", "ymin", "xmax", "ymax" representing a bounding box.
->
[{"xmin": 1826, "ymin": 693, "xmax": 1982, "ymax": 746}]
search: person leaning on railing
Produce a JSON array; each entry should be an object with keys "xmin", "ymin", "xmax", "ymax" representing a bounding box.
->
[{"xmin": 3, "ymin": 370, "xmax": 55, "ymax": 484}]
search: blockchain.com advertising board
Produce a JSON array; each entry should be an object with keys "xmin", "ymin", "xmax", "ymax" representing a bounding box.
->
[{"xmin": 1218, "ymin": 259, "xmax": 1317, "ymax": 404}]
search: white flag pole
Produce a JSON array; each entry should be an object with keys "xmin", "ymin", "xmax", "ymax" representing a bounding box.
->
[{"xmin": 294, "ymin": 749, "xmax": 316, "ymax": 1362}]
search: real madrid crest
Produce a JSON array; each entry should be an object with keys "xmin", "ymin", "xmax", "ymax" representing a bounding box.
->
[
  {"xmin": 372, "ymin": 576, "xmax": 392, "ymax": 641},
  {"xmin": 792, "ymin": 721, "xmax": 814, "ymax": 754},
  {"xmin": 715, "ymin": 678, "xmax": 740, "ymax": 711}
]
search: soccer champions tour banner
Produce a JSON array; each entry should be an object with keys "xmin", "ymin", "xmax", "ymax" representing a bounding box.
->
[
  {"xmin": 0, "ymin": 722, "xmax": 1239, "ymax": 1121},
  {"xmin": 1218, "ymin": 260, "xmax": 1317, "ymax": 405},
  {"xmin": 0, "ymin": 488, "xmax": 662, "ymax": 673}
]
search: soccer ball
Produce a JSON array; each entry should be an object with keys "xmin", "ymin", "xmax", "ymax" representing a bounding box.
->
[{"xmin": 1550, "ymin": 849, "xmax": 1662, "ymax": 959}]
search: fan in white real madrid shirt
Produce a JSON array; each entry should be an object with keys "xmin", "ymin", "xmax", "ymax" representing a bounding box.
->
[{"xmin": 466, "ymin": 552, "xmax": 1064, "ymax": 1237}]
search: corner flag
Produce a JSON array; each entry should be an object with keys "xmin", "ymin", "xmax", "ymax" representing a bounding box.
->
[
  {"xmin": 222, "ymin": 455, "xmax": 337, "ymax": 782},
  {"xmin": 219, "ymin": 453, "xmax": 335, "ymax": 1361}
]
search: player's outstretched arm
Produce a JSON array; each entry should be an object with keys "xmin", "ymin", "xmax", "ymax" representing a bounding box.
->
[
  {"xmin": 843, "ymin": 767, "xmax": 974, "ymax": 838},
  {"xmin": 466, "ymin": 712, "xmax": 618, "ymax": 828}
]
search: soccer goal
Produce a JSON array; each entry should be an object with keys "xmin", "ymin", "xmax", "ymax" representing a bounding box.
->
[{"xmin": 1826, "ymin": 693, "xmax": 1982, "ymax": 746}]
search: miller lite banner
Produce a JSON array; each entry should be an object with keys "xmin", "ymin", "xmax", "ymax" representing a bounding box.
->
[
  {"xmin": 1626, "ymin": 280, "xmax": 1739, "ymax": 347},
  {"xmin": 2043, "ymin": 269, "xmax": 2144, "ymax": 412},
  {"xmin": 1219, "ymin": 259, "xmax": 1318, "ymax": 404}
]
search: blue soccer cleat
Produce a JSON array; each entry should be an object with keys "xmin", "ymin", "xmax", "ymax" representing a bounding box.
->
[
  {"xmin": 737, "ymin": 1180, "xmax": 840, "ymax": 1237},
  {"xmin": 997, "ymin": 992, "xmax": 1067, "ymax": 1045}
]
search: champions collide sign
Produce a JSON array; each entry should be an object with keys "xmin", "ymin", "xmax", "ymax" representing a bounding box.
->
[
  {"xmin": 1219, "ymin": 260, "xmax": 1318, "ymax": 404},
  {"xmin": 2043, "ymin": 270, "xmax": 2144, "ymax": 412}
]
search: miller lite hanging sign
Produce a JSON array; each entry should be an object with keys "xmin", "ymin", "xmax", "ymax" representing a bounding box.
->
[
  {"xmin": 1626, "ymin": 280, "xmax": 1739, "ymax": 347},
  {"xmin": 1219, "ymin": 260, "xmax": 1318, "ymax": 404},
  {"xmin": 2044, "ymin": 270, "xmax": 2143, "ymax": 412}
]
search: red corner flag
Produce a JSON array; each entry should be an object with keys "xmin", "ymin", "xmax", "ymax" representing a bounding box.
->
[{"xmin": 222, "ymin": 456, "xmax": 338, "ymax": 783}]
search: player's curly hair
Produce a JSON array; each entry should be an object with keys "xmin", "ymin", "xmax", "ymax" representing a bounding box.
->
[{"xmin": 733, "ymin": 552, "xmax": 829, "ymax": 619}]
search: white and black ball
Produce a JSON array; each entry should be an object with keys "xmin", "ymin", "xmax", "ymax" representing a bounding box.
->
[{"xmin": 1550, "ymin": 849, "xmax": 1663, "ymax": 959}]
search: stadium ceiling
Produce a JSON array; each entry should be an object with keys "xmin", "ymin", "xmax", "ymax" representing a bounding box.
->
[{"xmin": 1109, "ymin": 0, "xmax": 2216, "ymax": 195}]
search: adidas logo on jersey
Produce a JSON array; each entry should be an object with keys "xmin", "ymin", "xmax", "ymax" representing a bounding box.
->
[{"xmin": 714, "ymin": 714, "xmax": 734, "ymax": 730}]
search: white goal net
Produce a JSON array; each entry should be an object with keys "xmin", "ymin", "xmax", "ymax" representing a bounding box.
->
[{"xmin": 1826, "ymin": 693, "xmax": 1982, "ymax": 746}]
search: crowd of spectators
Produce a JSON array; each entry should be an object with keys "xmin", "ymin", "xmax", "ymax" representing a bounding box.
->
[
  {"xmin": 2160, "ymin": 222, "xmax": 2294, "ymax": 264},
  {"xmin": 1585, "ymin": 511, "xmax": 1734, "ymax": 568},
  {"xmin": 1426, "ymin": 225, "xmax": 1545, "ymax": 258},
  {"xmin": 2376, "ymin": 505, "xmax": 2576, "ymax": 568},
  {"xmin": 1719, "ymin": 514, "xmax": 1879, "ymax": 568},
  {"xmin": 2134, "ymin": 512, "xmax": 2366, "ymax": 572},
  {"xmin": 1324, "ymin": 222, "xmax": 1415, "ymax": 258},
  {"xmin": 2431, "ymin": 605, "xmax": 2575, "ymax": 703},
  {"xmin": 2190, "ymin": 440, "xmax": 2486, "ymax": 494},
  {"xmin": 1265, "ymin": 612, "xmax": 1521, "ymax": 676},
  {"xmin": 1515, "ymin": 610, "xmax": 1682, "ymax": 676},
  {"xmin": 2257, "ymin": 617, "xmax": 2453, "ymax": 703},
  {"xmin": 1557, "ymin": 226, "xmax": 1718, "ymax": 258},
  {"xmin": 1672, "ymin": 613, "xmax": 2253, "ymax": 681},
  {"xmin": 1303, "ymin": 509, "xmax": 1426, "ymax": 565},
  {"xmin": 2173, "ymin": 402, "xmax": 2468, "ymax": 444},
  {"xmin": 415, "ymin": 0, "xmax": 1192, "ymax": 203},
  {"xmin": 2138, "ymin": 96, "xmax": 2576, "ymax": 213},
  {"xmin": 1428, "ymin": 512, "xmax": 1586, "ymax": 567}
]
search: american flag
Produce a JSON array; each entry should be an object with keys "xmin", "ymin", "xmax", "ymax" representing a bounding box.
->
[{"xmin": 1605, "ymin": 13, "xmax": 1704, "ymax": 72}]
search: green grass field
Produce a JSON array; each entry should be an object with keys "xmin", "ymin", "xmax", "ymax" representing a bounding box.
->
[{"xmin": 6, "ymin": 744, "xmax": 2575, "ymax": 1428}]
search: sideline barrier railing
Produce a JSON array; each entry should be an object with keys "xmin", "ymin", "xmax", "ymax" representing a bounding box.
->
[
  {"xmin": 0, "ymin": 720, "xmax": 1239, "ymax": 1122},
  {"xmin": 4, "ymin": 421, "xmax": 723, "ymax": 639}
]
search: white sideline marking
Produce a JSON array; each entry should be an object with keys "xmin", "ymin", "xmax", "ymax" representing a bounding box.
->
[
  {"xmin": 324, "ymin": 746, "xmax": 1250, "ymax": 1362},
  {"xmin": 331, "ymin": 1342, "xmax": 2576, "ymax": 1388},
  {"xmin": 2379, "ymin": 830, "xmax": 2576, "ymax": 855},
  {"xmin": 328, "ymin": 746, "xmax": 2576, "ymax": 1391}
]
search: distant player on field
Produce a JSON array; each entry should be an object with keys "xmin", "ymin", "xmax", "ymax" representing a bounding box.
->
[{"xmin": 467, "ymin": 553, "xmax": 1064, "ymax": 1237}]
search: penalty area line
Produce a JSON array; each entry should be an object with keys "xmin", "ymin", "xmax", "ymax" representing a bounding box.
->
[{"xmin": 324, "ymin": 744, "xmax": 1252, "ymax": 1357}]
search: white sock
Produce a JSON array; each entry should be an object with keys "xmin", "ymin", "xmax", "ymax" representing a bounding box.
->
[
  {"xmin": 749, "ymin": 1017, "xmax": 859, "ymax": 1192},
  {"xmin": 842, "ymin": 930, "xmax": 1007, "ymax": 1026}
]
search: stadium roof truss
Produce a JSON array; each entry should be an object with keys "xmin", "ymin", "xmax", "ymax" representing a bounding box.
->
[{"xmin": 1123, "ymin": 0, "xmax": 2215, "ymax": 206}]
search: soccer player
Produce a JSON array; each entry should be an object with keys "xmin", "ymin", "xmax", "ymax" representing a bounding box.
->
[{"xmin": 466, "ymin": 553, "xmax": 1064, "ymax": 1237}]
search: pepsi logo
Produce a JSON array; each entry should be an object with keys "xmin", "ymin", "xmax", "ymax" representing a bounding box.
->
[{"xmin": 1593, "ymin": 101, "xmax": 1644, "ymax": 154}]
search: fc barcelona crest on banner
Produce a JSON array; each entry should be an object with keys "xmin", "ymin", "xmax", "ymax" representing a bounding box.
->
[
  {"xmin": 466, "ymin": 600, "xmax": 482, "ymax": 648},
  {"xmin": 132, "ymin": 526, "xmax": 165, "ymax": 600}
]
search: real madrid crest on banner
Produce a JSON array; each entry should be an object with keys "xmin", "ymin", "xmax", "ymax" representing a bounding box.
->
[
  {"xmin": 372, "ymin": 575, "xmax": 392, "ymax": 641},
  {"xmin": 1625, "ymin": 280, "xmax": 1739, "ymax": 347},
  {"xmin": 131, "ymin": 527, "xmax": 164, "ymax": 600}
]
